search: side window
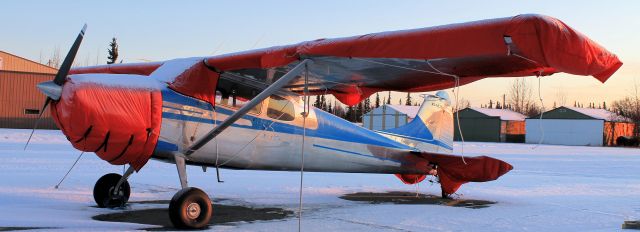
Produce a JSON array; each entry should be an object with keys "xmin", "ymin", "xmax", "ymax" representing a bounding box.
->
[
  {"xmin": 215, "ymin": 83, "xmax": 261, "ymax": 115},
  {"xmin": 267, "ymin": 95, "xmax": 295, "ymax": 121}
]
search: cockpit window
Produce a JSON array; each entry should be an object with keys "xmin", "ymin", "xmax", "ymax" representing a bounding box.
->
[
  {"xmin": 215, "ymin": 79, "xmax": 261, "ymax": 114},
  {"xmin": 267, "ymin": 95, "xmax": 295, "ymax": 121}
]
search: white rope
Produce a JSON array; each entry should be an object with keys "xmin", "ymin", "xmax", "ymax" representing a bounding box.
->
[
  {"xmin": 298, "ymin": 63, "xmax": 310, "ymax": 232},
  {"xmin": 533, "ymin": 72, "xmax": 546, "ymax": 149},
  {"xmin": 427, "ymin": 60, "xmax": 467, "ymax": 164},
  {"xmin": 54, "ymin": 151, "xmax": 85, "ymax": 189}
]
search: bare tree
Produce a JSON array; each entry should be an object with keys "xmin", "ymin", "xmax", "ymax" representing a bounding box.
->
[
  {"xmin": 507, "ymin": 78, "xmax": 535, "ymax": 115},
  {"xmin": 47, "ymin": 47, "xmax": 61, "ymax": 68},
  {"xmin": 454, "ymin": 96, "xmax": 471, "ymax": 111},
  {"xmin": 555, "ymin": 88, "xmax": 568, "ymax": 107}
]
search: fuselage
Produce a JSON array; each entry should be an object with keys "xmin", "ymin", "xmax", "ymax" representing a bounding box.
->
[{"xmin": 153, "ymin": 88, "xmax": 440, "ymax": 174}]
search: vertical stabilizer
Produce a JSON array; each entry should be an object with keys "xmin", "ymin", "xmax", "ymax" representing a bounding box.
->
[{"xmin": 378, "ymin": 91, "xmax": 453, "ymax": 153}]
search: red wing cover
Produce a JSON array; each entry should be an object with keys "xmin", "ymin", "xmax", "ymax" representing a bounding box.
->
[
  {"xmin": 418, "ymin": 152, "xmax": 513, "ymax": 194},
  {"xmin": 201, "ymin": 14, "xmax": 621, "ymax": 105},
  {"xmin": 69, "ymin": 14, "xmax": 622, "ymax": 107}
]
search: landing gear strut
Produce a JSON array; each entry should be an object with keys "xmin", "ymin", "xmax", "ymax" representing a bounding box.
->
[{"xmin": 168, "ymin": 155, "xmax": 213, "ymax": 229}]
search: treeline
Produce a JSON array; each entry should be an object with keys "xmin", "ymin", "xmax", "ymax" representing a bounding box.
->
[{"xmin": 313, "ymin": 92, "xmax": 420, "ymax": 123}]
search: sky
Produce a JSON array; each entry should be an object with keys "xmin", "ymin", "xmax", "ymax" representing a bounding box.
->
[{"xmin": 2, "ymin": 0, "xmax": 639, "ymax": 108}]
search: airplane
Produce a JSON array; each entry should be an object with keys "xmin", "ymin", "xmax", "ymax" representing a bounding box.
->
[{"xmin": 29, "ymin": 14, "xmax": 621, "ymax": 229}]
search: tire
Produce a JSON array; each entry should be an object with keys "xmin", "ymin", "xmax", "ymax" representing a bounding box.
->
[
  {"xmin": 93, "ymin": 173, "xmax": 130, "ymax": 208},
  {"xmin": 169, "ymin": 187, "xmax": 213, "ymax": 229}
]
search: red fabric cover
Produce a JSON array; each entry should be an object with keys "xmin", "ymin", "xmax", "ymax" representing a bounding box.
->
[
  {"xmin": 68, "ymin": 14, "xmax": 622, "ymax": 106},
  {"xmin": 203, "ymin": 14, "xmax": 621, "ymax": 105},
  {"xmin": 417, "ymin": 152, "xmax": 513, "ymax": 194},
  {"xmin": 168, "ymin": 61, "xmax": 220, "ymax": 106},
  {"xmin": 205, "ymin": 44, "xmax": 300, "ymax": 71},
  {"xmin": 51, "ymin": 79, "xmax": 162, "ymax": 171},
  {"xmin": 69, "ymin": 62, "xmax": 162, "ymax": 76},
  {"xmin": 395, "ymin": 174, "xmax": 427, "ymax": 185}
]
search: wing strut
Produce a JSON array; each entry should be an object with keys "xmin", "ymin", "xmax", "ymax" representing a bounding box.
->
[{"xmin": 184, "ymin": 59, "xmax": 314, "ymax": 156}]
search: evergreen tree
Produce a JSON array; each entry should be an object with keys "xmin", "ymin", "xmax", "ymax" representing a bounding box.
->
[
  {"xmin": 107, "ymin": 37, "xmax": 119, "ymax": 64},
  {"xmin": 320, "ymin": 95, "xmax": 327, "ymax": 111},
  {"xmin": 603, "ymin": 101, "xmax": 607, "ymax": 110},
  {"xmin": 375, "ymin": 93, "xmax": 381, "ymax": 108},
  {"xmin": 357, "ymin": 102, "xmax": 364, "ymax": 122},
  {"xmin": 364, "ymin": 97, "xmax": 371, "ymax": 113},
  {"xmin": 387, "ymin": 91, "xmax": 391, "ymax": 104},
  {"xmin": 405, "ymin": 92, "xmax": 412, "ymax": 106},
  {"xmin": 496, "ymin": 101, "xmax": 502, "ymax": 109},
  {"xmin": 313, "ymin": 96, "xmax": 320, "ymax": 108},
  {"xmin": 345, "ymin": 105, "xmax": 354, "ymax": 122},
  {"xmin": 398, "ymin": 99, "xmax": 402, "ymax": 105},
  {"xmin": 488, "ymin": 100, "xmax": 493, "ymax": 108}
]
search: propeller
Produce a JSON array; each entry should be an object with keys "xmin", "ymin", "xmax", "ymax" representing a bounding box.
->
[{"xmin": 24, "ymin": 24, "xmax": 87, "ymax": 150}]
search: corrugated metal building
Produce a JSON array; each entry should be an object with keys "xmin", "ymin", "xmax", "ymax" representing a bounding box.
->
[
  {"xmin": 362, "ymin": 105, "xmax": 419, "ymax": 130},
  {"xmin": 526, "ymin": 106, "xmax": 634, "ymax": 146},
  {"xmin": 0, "ymin": 51, "xmax": 58, "ymax": 129},
  {"xmin": 454, "ymin": 107, "xmax": 527, "ymax": 143}
]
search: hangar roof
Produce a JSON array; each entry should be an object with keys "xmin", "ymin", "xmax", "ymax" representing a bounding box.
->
[
  {"xmin": 0, "ymin": 51, "xmax": 58, "ymax": 74},
  {"xmin": 466, "ymin": 107, "xmax": 527, "ymax": 121},
  {"xmin": 529, "ymin": 106, "xmax": 631, "ymax": 122}
]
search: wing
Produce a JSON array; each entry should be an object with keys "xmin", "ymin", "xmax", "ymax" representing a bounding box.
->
[{"xmin": 71, "ymin": 14, "xmax": 622, "ymax": 106}]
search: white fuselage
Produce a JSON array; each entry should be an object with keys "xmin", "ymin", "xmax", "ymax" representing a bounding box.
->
[{"xmin": 152, "ymin": 89, "xmax": 441, "ymax": 174}]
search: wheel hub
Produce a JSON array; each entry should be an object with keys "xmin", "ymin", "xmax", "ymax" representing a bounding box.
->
[{"xmin": 186, "ymin": 203, "xmax": 201, "ymax": 219}]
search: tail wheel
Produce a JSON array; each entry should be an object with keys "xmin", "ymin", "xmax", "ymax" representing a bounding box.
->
[
  {"xmin": 169, "ymin": 187, "xmax": 212, "ymax": 229},
  {"xmin": 93, "ymin": 173, "xmax": 130, "ymax": 208}
]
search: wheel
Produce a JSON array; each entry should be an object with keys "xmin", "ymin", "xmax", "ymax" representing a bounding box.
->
[
  {"xmin": 93, "ymin": 173, "xmax": 130, "ymax": 208},
  {"xmin": 169, "ymin": 187, "xmax": 212, "ymax": 229}
]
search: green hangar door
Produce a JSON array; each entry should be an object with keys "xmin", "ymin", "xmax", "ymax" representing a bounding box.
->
[{"xmin": 454, "ymin": 108, "xmax": 526, "ymax": 143}]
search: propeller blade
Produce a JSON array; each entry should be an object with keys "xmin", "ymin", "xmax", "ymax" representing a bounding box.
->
[
  {"xmin": 24, "ymin": 98, "xmax": 52, "ymax": 150},
  {"xmin": 53, "ymin": 24, "xmax": 87, "ymax": 86},
  {"xmin": 27, "ymin": 24, "xmax": 87, "ymax": 149}
]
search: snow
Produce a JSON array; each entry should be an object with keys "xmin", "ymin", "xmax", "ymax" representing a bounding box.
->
[
  {"xmin": 469, "ymin": 107, "xmax": 527, "ymax": 121},
  {"xmin": 70, "ymin": 73, "xmax": 165, "ymax": 90},
  {"xmin": 150, "ymin": 57, "xmax": 202, "ymax": 83},
  {"xmin": 564, "ymin": 107, "xmax": 631, "ymax": 122},
  {"xmin": 1, "ymin": 128, "xmax": 640, "ymax": 231}
]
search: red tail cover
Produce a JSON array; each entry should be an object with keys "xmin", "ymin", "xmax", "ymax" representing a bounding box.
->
[
  {"xmin": 397, "ymin": 153, "xmax": 513, "ymax": 194},
  {"xmin": 51, "ymin": 79, "xmax": 162, "ymax": 171}
]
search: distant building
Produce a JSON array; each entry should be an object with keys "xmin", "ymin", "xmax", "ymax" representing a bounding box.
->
[
  {"xmin": 526, "ymin": 106, "xmax": 634, "ymax": 146},
  {"xmin": 454, "ymin": 107, "xmax": 526, "ymax": 143},
  {"xmin": 362, "ymin": 105, "xmax": 419, "ymax": 130},
  {"xmin": 0, "ymin": 51, "xmax": 58, "ymax": 129}
]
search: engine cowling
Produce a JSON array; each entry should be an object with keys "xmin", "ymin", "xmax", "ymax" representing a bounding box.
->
[{"xmin": 51, "ymin": 74, "xmax": 163, "ymax": 171}]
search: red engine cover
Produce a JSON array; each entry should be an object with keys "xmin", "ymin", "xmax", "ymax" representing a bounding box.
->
[{"xmin": 51, "ymin": 79, "xmax": 162, "ymax": 171}]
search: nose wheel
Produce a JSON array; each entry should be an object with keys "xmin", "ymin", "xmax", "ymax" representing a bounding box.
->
[
  {"xmin": 93, "ymin": 173, "xmax": 131, "ymax": 208},
  {"xmin": 169, "ymin": 187, "xmax": 212, "ymax": 229}
]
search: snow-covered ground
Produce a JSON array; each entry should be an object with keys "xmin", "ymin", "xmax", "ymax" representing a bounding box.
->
[{"xmin": 0, "ymin": 128, "xmax": 639, "ymax": 231}]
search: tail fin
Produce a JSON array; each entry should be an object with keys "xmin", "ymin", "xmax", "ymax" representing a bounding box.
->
[{"xmin": 379, "ymin": 91, "xmax": 453, "ymax": 153}]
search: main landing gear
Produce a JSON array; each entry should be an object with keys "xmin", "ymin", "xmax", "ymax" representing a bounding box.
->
[
  {"xmin": 92, "ymin": 155, "xmax": 213, "ymax": 229},
  {"xmin": 168, "ymin": 155, "xmax": 212, "ymax": 229}
]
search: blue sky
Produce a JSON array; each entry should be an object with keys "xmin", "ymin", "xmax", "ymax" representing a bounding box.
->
[{"xmin": 2, "ymin": 1, "xmax": 639, "ymax": 107}]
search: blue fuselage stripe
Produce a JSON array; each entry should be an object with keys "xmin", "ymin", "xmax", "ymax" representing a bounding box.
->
[{"xmin": 312, "ymin": 144, "xmax": 401, "ymax": 164}]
